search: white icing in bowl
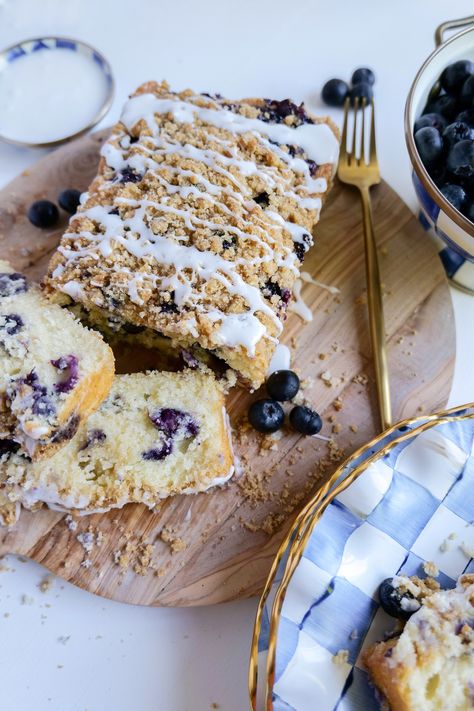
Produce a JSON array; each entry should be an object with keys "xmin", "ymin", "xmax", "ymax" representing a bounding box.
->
[{"xmin": 0, "ymin": 37, "xmax": 114, "ymax": 146}]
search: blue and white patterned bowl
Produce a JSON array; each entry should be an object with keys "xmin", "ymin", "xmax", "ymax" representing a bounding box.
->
[
  {"xmin": 251, "ymin": 407, "xmax": 474, "ymax": 710},
  {"xmin": 405, "ymin": 17, "xmax": 474, "ymax": 291},
  {"xmin": 0, "ymin": 36, "xmax": 114, "ymax": 148}
]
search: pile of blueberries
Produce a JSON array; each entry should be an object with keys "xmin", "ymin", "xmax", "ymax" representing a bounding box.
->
[
  {"xmin": 248, "ymin": 369, "xmax": 322, "ymax": 436},
  {"xmin": 27, "ymin": 188, "xmax": 82, "ymax": 228},
  {"xmin": 321, "ymin": 67, "xmax": 375, "ymax": 108},
  {"xmin": 413, "ymin": 59, "xmax": 474, "ymax": 223}
]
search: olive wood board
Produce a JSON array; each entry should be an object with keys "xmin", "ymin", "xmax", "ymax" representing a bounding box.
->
[{"xmin": 0, "ymin": 129, "xmax": 455, "ymax": 606}]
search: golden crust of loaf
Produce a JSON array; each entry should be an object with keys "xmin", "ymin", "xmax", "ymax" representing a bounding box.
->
[
  {"xmin": 45, "ymin": 81, "xmax": 339, "ymax": 388},
  {"xmin": 364, "ymin": 575, "xmax": 474, "ymax": 711},
  {"xmin": 0, "ymin": 261, "xmax": 115, "ymax": 459},
  {"xmin": 0, "ymin": 370, "xmax": 234, "ymax": 523}
]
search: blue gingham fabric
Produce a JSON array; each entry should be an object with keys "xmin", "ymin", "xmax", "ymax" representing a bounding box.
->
[{"xmin": 255, "ymin": 415, "xmax": 474, "ymax": 711}]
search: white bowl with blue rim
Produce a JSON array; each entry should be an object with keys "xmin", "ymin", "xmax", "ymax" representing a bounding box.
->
[
  {"xmin": 0, "ymin": 36, "xmax": 114, "ymax": 148},
  {"xmin": 250, "ymin": 405, "xmax": 474, "ymax": 710},
  {"xmin": 405, "ymin": 16, "xmax": 474, "ymax": 293}
]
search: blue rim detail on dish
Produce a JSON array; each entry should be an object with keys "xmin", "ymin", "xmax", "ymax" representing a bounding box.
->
[
  {"xmin": 255, "ymin": 414, "xmax": 474, "ymax": 711},
  {"xmin": 412, "ymin": 171, "xmax": 474, "ymax": 293},
  {"xmin": 0, "ymin": 36, "xmax": 114, "ymax": 148}
]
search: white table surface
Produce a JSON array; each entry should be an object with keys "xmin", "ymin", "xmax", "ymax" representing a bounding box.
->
[{"xmin": 1, "ymin": 1, "xmax": 474, "ymax": 709}]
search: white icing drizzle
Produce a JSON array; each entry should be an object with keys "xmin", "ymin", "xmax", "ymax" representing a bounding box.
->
[
  {"xmin": 289, "ymin": 279, "xmax": 313, "ymax": 322},
  {"xmin": 300, "ymin": 271, "xmax": 340, "ymax": 295},
  {"xmin": 57, "ymin": 89, "xmax": 339, "ymax": 356},
  {"xmin": 267, "ymin": 343, "xmax": 291, "ymax": 375}
]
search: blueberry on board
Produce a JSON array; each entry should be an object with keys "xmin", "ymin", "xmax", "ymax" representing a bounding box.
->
[
  {"xmin": 350, "ymin": 82, "xmax": 373, "ymax": 105},
  {"xmin": 248, "ymin": 399, "xmax": 284, "ymax": 433},
  {"xmin": 321, "ymin": 79, "xmax": 349, "ymax": 107},
  {"xmin": 289, "ymin": 405, "xmax": 322, "ymax": 435},
  {"xmin": 446, "ymin": 139, "xmax": 474, "ymax": 178},
  {"xmin": 442, "ymin": 121, "xmax": 474, "ymax": 149},
  {"xmin": 414, "ymin": 126, "xmax": 443, "ymax": 166},
  {"xmin": 378, "ymin": 578, "xmax": 420, "ymax": 621},
  {"xmin": 424, "ymin": 94, "xmax": 458, "ymax": 120},
  {"xmin": 440, "ymin": 60, "xmax": 473, "ymax": 95},
  {"xmin": 414, "ymin": 112, "xmax": 447, "ymax": 133},
  {"xmin": 440, "ymin": 183, "xmax": 467, "ymax": 212},
  {"xmin": 351, "ymin": 67, "xmax": 375, "ymax": 86},
  {"xmin": 27, "ymin": 200, "xmax": 59, "ymax": 228},
  {"xmin": 267, "ymin": 370, "xmax": 300, "ymax": 402},
  {"xmin": 460, "ymin": 74, "xmax": 474, "ymax": 107},
  {"xmin": 457, "ymin": 109, "xmax": 474, "ymax": 128},
  {"xmin": 58, "ymin": 189, "xmax": 81, "ymax": 214}
]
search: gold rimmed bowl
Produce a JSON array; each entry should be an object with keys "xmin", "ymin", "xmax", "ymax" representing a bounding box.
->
[{"xmin": 249, "ymin": 403, "xmax": 474, "ymax": 711}]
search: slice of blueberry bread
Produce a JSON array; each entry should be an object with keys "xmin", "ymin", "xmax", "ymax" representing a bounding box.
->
[
  {"xmin": 0, "ymin": 261, "xmax": 115, "ymax": 459},
  {"xmin": 0, "ymin": 369, "xmax": 234, "ymax": 523},
  {"xmin": 364, "ymin": 574, "xmax": 474, "ymax": 711},
  {"xmin": 45, "ymin": 80, "xmax": 339, "ymax": 388}
]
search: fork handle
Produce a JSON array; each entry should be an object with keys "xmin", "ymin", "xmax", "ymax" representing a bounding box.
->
[{"xmin": 359, "ymin": 185, "xmax": 392, "ymax": 431}]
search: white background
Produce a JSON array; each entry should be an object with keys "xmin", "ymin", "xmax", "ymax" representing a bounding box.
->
[{"xmin": 1, "ymin": 1, "xmax": 474, "ymax": 709}]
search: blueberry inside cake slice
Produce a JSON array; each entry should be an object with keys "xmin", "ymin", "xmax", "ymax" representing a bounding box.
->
[
  {"xmin": 0, "ymin": 369, "xmax": 234, "ymax": 523},
  {"xmin": 364, "ymin": 574, "xmax": 474, "ymax": 711},
  {"xmin": 0, "ymin": 261, "xmax": 115, "ymax": 459},
  {"xmin": 45, "ymin": 80, "xmax": 339, "ymax": 388}
]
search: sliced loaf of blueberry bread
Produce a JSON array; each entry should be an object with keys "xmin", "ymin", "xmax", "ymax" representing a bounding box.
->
[
  {"xmin": 45, "ymin": 80, "xmax": 339, "ymax": 388},
  {"xmin": 0, "ymin": 369, "xmax": 234, "ymax": 523},
  {"xmin": 0, "ymin": 261, "xmax": 115, "ymax": 459}
]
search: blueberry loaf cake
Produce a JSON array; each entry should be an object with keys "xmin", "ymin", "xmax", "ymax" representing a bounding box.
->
[
  {"xmin": 45, "ymin": 81, "xmax": 339, "ymax": 388},
  {"xmin": 364, "ymin": 574, "xmax": 474, "ymax": 711},
  {"xmin": 0, "ymin": 261, "xmax": 115, "ymax": 459},
  {"xmin": 0, "ymin": 369, "xmax": 234, "ymax": 523}
]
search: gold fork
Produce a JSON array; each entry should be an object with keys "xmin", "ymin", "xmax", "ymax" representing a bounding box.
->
[{"xmin": 338, "ymin": 97, "xmax": 392, "ymax": 431}]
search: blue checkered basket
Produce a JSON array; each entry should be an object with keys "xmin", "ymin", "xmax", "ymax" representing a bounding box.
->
[{"xmin": 252, "ymin": 408, "xmax": 474, "ymax": 711}]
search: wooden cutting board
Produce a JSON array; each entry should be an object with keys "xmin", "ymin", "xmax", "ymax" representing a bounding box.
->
[{"xmin": 0, "ymin": 130, "xmax": 455, "ymax": 606}]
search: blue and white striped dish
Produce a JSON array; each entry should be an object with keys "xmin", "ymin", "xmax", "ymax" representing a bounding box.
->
[
  {"xmin": 255, "ymin": 411, "xmax": 474, "ymax": 711},
  {"xmin": 0, "ymin": 36, "xmax": 114, "ymax": 147}
]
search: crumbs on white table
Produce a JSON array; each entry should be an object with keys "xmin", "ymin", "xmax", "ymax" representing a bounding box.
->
[
  {"xmin": 58, "ymin": 636, "xmax": 70, "ymax": 645},
  {"xmin": 349, "ymin": 629, "xmax": 359, "ymax": 640},
  {"xmin": 21, "ymin": 594, "xmax": 34, "ymax": 605},
  {"xmin": 38, "ymin": 574, "xmax": 54, "ymax": 593}
]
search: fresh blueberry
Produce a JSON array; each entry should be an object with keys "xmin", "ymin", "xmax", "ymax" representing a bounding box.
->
[
  {"xmin": 0, "ymin": 272, "xmax": 27, "ymax": 298},
  {"xmin": 58, "ymin": 189, "xmax": 81, "ymax": 214},
  {"xmin": 414, "ymin": 112, "xmax": 447, "ymax": 133},
  {"xmin": 414, "ymin": 126, "xmax": 444, "ymax": 166},
  {"xmin": 321, "ymin": 79, "xmax": 349, "ymax": 107},
  {"xmin": 378, "ymin": 578, "xmax": 420, "ymax": 621},
  {"xmin": 267, "ymin": 370, "xmax": 300, "ymax": 401},
  {"xmin": 1, "ymin": 313, "xmax": 23, "ymax": 335},
  {"xmin": 289, "ymin": 405, "xmax": 322, "ymax": 435},
  {"xmin": 440, "ymin": 60, "xmax": 473, "ymax": 95},
  {"xmin": 248, "ymin": 399, "xmax": 284, "ymax": 433},
  {"xmin": 446, "ymin": 139, "xmax": 474, "ymax": 178},
  {"xmin": 442, "ymin": 121, "xmax": 474, "ymax": 149},
  {"xmin": 424, "ymin": 94, "xmax": 458, "ymax": 120},
  {"xmin": 27, "ymin": 200, "xmax": 59, "ymax": 229},
  {"xmin": 351, "ymin": 67, "xmax": 375, "ymax": 86},
  {"xmin": 350, "ymin": 82, "xmax": 373, "ymax": 105},
  {"xmin": 429, "ymin": 163, "xmax": 447, "ymax": 188},
  {"xmin": 51, "ymin": 354, "xmax": 79, "ymax": 394},
  {"xmin": 457, "ymin": 109, "xmax": 474, "ymax": 128},
  {"xmin": 440, "ymin": 183, "xmax": 467, "ymax": 212},
  {"xmin": 460, "ymin": 75, "xmax": 474, "ymax": 107},
  {"xmin": 142, "ymin": 438, "xmax": 173, "ymax": 461}
]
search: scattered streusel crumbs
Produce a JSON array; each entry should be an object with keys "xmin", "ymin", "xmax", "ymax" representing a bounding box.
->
[
  {"xmin": 160, "ymin": 527, "xmax": 188, "ymax": 554},
  {"xmin": 422, "ymin": 560, "xmax": 439, "ymax": 578},
  {"xmin": 333, "ymin": 649, "xmax": 349, "ymax": 665},
  {"xmin": 38, "ymin": 575, "xmax": 54, "ymax": 593}
]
